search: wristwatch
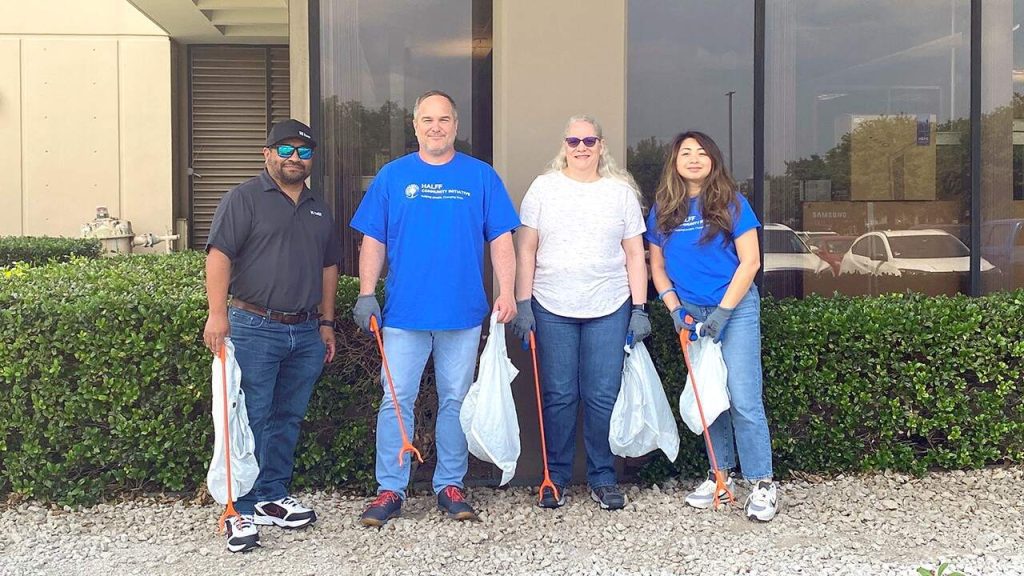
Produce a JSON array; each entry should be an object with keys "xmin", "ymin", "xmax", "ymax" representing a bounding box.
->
[
  {"xmin": 632, "ymin": 304, "xmax": 647, "ymax": 313},
  {"xmin": 318, "ymin": 319, "xmax": 336, "ymax": 329}
]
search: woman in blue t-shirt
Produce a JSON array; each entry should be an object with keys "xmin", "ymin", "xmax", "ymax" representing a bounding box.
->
[{"xmin": 644, "ymin": 130, "xmax": 779, "ymax": 522}]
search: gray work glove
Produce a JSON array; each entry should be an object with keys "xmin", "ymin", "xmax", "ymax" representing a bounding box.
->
[
  {"xmin": 510, "ymin": 299, "xmax": 535, "ymax": 344},
  {"xmin": 700, "ymin": 306, "xmax": 734, "ymax": 343},
  {"xmin": 353, "ymin": 294, "xmax": 382, "ymax": 333},
  {"xmin": 627, "ymin": 309, "xmax": 651, "ymax": 347},
  {"xmin": 670, "ymin": 307, "xmax": 694, "ymax": 334}
]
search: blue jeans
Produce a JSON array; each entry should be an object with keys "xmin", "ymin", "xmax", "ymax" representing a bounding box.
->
[
  {"xmin": 228, "ymin": 306, "xmax": 326, "ymax": 514},
  {"xmin": 375, "ymin": 326, "xmax": 482, "ymax": 499},
  {"xmin": 680, "ymin": 286, "xmax": 773, "ymax": 481},
  {"xmin": 532, "ymin": 299, "xmax": 630, "ymax": 489}
]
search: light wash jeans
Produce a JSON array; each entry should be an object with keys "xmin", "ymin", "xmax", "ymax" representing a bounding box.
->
[
  {"xmin": 680, "ymin": 286, "xmax": 774, "ymax": 481},
  {"xmin": 532, "ymin": 299, "xmax": 631, "ymax": 489},
  {"xmin": 374, "ymin": 326, "xmax": 482, "ymax": 499},
  {"xmin": 228, "ymin": 306, "xmax": 326, "ymax": 515}
]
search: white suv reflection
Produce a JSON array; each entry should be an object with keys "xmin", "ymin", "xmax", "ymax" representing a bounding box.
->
[
  {"xmin": 763, "ymin": 223, "xmax": 832, "ymax": 275},
  {"xmin": 840, "ymin": 229, "xmax": 996, "ymax": 276}
]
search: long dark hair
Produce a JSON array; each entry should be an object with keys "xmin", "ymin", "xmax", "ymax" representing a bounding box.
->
[{"xmin": 654, "ymin": 130, "xmax": 738, "ymax": 244}]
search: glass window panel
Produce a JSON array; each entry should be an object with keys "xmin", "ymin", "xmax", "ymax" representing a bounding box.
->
[
  {"xmin": 626, "ymin": 1, "xmax": 754, "ymax": 208},
  {"xmin": 981, "ymin": 0, "xmax": 1024, "ymax": 292},
  {"xmin": 766, "ymin": 1, "xmax": 971, "ymax": 298},
  {"xmin": 317, "ymin": 0, "xmax": 491, "ymax": 275}
]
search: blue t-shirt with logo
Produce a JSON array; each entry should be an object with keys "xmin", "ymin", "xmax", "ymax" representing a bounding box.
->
[
  {"xmin": 644, "ymin": 194, "xmax": 760, "ymax": 306},
  {"xmin": 350, "ymin": 152, "xmax": 520, "ymax": 330}
]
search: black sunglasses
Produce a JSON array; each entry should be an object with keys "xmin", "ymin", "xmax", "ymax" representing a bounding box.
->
[
  {"xmin": 565, "ymin": 136, "xmax": 601, "ymax": 148},
  {"xmin": 273, "ymin": 144, "xmax": 313, "ymax": 160}
]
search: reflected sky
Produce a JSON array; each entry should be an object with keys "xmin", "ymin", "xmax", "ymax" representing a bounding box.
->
[
  {"xmin": 319, "ymin": 0, "xmax": 475, "ymax": 135},
  {"xmin": 628, "ymin": 0, "xmax": 754, "ymax": 180}
]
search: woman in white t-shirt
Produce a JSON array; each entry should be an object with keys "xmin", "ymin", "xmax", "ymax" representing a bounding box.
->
[{"xmin": 511, "ymin": 115, "xmax": 649, "ymax": 511}]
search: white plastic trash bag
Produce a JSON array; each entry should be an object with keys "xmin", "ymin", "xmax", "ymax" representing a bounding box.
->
[
  {"xmin": 459, "ymin": 313, "xmax": 521, "ymax": 485},
  {"xmin": 609, "ymin": 342, "xmax": 680, "ymax": 461},
  {"xmin": 207, "ymin": 338, "xmax": 259, "ymax": 505},
  {"xmin": 678, "ymin": 336, "xmax": 730, "ymax": 435}
]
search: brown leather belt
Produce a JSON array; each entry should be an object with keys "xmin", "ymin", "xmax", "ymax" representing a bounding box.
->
[{"xmin": 230, "ymin": 298, "xmax": 320, "ymax": 325}]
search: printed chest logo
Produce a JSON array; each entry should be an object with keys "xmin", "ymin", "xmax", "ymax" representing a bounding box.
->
[
  {"xmin": 675, "ymin": 214, "xmax": 702, "ymax": 233},
  {"xmin": 405, "ymin": 183, "xmax": 471, "ymax": 201},
  {"xmin": 309, "ymin": 210, "xmax": 323, "ymax": 217}
]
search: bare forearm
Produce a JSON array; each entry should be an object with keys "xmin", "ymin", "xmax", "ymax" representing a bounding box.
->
[
  {"xmin": 205, "ymin": 249, "xmax": 231, "ymax": 314},
  {"xmin": 649, "ymin": 246, "xmax": 681, "ymax": 311},
  {"xmin": 721, "ymin": 261, "xmax": 758, "ymax": 308},
  {"xmin": 490, "ymin": 232, "xmax": 516, "ymax": 300},
  {"xmin": 320, "ymin": 264, "xmax": 339, "ymax": 320},
  {"xmin": 358, "ymin": 236, "xmax": 386, "ymax": 295},
  {"xmin": 514, "ymin": 228, "xmax": 538, "ymax": 301},
  {"xmin": 623, "ymin": 237, "xmax": 647, "ymax": 305}
]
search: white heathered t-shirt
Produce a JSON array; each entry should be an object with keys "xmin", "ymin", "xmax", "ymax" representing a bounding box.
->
[{"xmin": 519, "ymin": 171, "xmax": 646, "ymax": 318}]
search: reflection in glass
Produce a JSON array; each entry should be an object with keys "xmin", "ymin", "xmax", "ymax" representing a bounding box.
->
[
  {"xmin": 317, "ymin": 0, "xmax": 490, "ymax": 274},
  {"xmin": 626, "ymin": 1, "xmax": 754, "ymax": 207},
  {"xmin": 766, "ymin": 1, "xmax": 972, "ymax": 298},
  {"xmin": 981, "ymin": 0, "xmax": 1024, "ymax": 292}
]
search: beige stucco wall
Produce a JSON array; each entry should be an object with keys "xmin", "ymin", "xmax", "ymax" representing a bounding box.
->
[
  {"xmin": 492, "ymin": 0, "xmax": 628, "ymax": 484},
  {"xmin": 493, "ymin": 0, "xmax": 627, "ymax": 207},
  {"xmin": 289, "ymin": 0, "xmax": 311, "ymax": 124},
  {"xmin": 0, "ymin": 0, "xmax": 172, "ymax": 239}
]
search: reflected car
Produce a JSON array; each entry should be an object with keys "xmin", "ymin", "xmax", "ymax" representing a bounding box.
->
[
  {"xmin": 840, "ymin": 230, "xmax": 996, "ymax": 278},
  {"xmin": 796, "ymin": 230, "xmax": 838, "ymax": 249},
  {"xmin": 982, "ymin": 218, "xmax": 1024, "ymax": 287},
  {"xmin": 762, "ymin": 224, "xmax": 832, "ymax": 298},
  {"xmin": 811, "ymin": 235, "xmax": 856, "ymax": 276}
]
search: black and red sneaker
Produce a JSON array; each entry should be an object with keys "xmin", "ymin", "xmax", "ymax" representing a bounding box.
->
[
  {"xmin": 253, "ymin": 496, "xmax": 317, "ymax": 529},
  {"xmin": 359, "ymin": 490, "xmax": 402, "ymax": 527},
  {"xmin": 437, "ymin": 485, "xmax": 478, "ymax": 521}
]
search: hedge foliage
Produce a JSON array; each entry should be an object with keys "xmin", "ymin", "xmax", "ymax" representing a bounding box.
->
[
  {"xmin": 641, "ymin": 290, "xmax": 1024, "ymax": 481},
  {"xmin": 1, "ymin": 253, "xmax": 1022, "ymax": 505},
  {"xmin": 0, "ymin": 236, "xmax": 102, "ymax": 267},
  {"xmin": 0, "ymin": 253, "xmax": 379, "ymax": 505}
]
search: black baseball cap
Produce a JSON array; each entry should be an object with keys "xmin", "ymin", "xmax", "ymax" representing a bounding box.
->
[{"xmin": 266, "ymin": 119, "xmax": 317, "ymax": 148}]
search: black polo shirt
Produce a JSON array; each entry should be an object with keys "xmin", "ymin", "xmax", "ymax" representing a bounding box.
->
[{"xmin": 206, "ymin": 169, "xmax": 341, "ymax": 313}]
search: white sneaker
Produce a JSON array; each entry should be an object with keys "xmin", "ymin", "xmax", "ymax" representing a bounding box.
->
[
  {"xmin": 745, "ymin": 480, "xmax": 780, "ymax": 522},
  {"xmin": 225, "ymin": 514, "xmax": 260, "ymax": 553},
  {"xmin": 254, "ymin": 496, "xmax": 317, "ymax": 528},
  {"xmin": 685, "ymin": 470, "xmax": 734, "ymax": 509}
]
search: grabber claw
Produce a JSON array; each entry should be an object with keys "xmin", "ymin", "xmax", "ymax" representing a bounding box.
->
[
  {"xmin": 679, "ymin": 315, "xmax": 734, "ymax": 508},
  {"xmin": 529, "ymin": 331, "xmax": 560, "ymax": 504},
  {"xmin": 369, "ymin": 315, "xmax": 423, "ymax": 467}
]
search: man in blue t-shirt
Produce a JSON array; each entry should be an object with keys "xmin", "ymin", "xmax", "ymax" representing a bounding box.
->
[{"xmin": 350, "ymin": 90, "xmax": 519, "ymax": 526}]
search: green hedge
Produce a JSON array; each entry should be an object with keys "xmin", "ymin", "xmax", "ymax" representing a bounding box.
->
[
  {"xmin": 0, "ymin": 253, "xmax": 379, "ymax": 505},
  {"xmin": 1, "ymin": 253, "xmax": 1021, "ymax": 505},
  {"xmin": 0, "ymin": 236, "xmax": 102, "ymax": 267},
  {"xmin": 641, "ymin": 291, "xmax": 1024, "ymax": 481}
]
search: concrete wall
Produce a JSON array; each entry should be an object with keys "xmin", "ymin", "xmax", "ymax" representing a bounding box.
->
[
  {"xmin": 288, "ymin": 0, "xmax": 311, "ymax": 124},
  {"xmin": 0, "ymin": 0, "xmax": 172, "ymax": 239},
  {"xmin": 492, "ymin": 0, "xmax": 628, "ymax": 485},
  {"xmin": 493, "ymin": 0, "xmax": 627, "ymax": 208}
]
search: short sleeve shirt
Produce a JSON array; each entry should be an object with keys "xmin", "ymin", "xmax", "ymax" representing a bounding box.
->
[
  {"xmin": 206, "ymin": 169, "xmax": 342, "ymax": 313},
  {"xmin": 350, "ymin": 152, "xmax": 520, "ymax": 330},
  {"xmin": 519, "ymin": 172, "xmax": 645, "ymax": 318},
  {"xmin": 644, "ymin": 194, "xmax": 760, "ymax": 306}
]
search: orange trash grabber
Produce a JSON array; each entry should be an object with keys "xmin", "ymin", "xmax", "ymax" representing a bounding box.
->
[
  {"xmin": 678, "ymin": 314, "xmax": 735, "ymax": 509},
  {"xmin": 369, "ymin": 315, "xmax": 423, "ymax": 467},
  {"xmin": 215, "ymin": 344, "xmax": 240, "ymax": 533},
  {"xmin": 528, "ymin": 330, "xmax": 560, "ymax": 504}
]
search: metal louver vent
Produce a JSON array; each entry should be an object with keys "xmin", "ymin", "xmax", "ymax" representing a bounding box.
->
[{"xmin": 189, "ymin": 46, "xmax": 289, "ymax": 248}]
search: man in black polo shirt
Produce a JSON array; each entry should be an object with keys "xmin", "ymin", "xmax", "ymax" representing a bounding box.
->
[{"xmin": 203, "ymin": 119, "xmax": 341, "ymax": 553}]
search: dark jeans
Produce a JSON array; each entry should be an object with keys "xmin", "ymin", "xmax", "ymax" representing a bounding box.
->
[
  {"xmin": 532, "ymin": 299, "xmax": 630, "ymax": 488},
  {"xmin": 228, "ymin": 306, "xmax": 325, "ymax": 514}
]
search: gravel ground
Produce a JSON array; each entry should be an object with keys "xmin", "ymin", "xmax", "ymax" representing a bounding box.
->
[{"xmin": 1, "ymin": 467, "xmax": 1021, "ymax": 576}]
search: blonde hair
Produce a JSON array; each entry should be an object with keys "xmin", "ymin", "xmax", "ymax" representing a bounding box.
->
[{"xmin": 546, "ymin": 115, "xmax": 641, "ymax": 200}]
